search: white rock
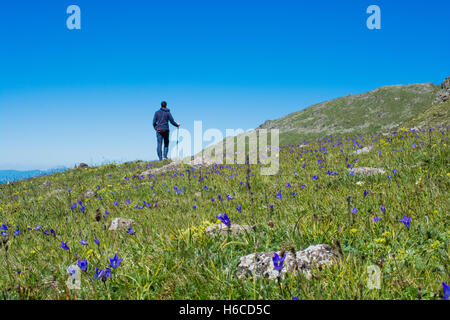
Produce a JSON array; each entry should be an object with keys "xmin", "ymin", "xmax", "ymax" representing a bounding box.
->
[{"xmin": 236, "ymin": 244, "xmax": 341, "ymax": 280}]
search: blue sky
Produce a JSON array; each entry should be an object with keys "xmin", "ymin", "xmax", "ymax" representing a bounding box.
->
[{"xmin": 0, "ymin": 0, "xmax": 449, "ymax": 170}]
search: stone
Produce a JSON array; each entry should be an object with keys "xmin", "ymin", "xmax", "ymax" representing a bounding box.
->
[
  {"xmin": 353, "ymin": 146, "xmax": 373, "ymax": 155},
  {"xmin": 205, "ymin": 223, "xmax": 256, "ymax": 237},
  {"xmin": 81, "ymin": 189, "xmax": 96, "ymax": 198},
  {"xmin": 348, "ymin": 167, "xmax": 385, "ymax": 176},
  {"xmin": 75, "ymin": 163, "xmax": 89, "ymax": 169},
  {"xmin": 109, "ymin": 218, "xmax": 135, "ymax": 231},
  {"xmin": 236, "ymin": 244, "xmax": 341, "ymax": 280}
]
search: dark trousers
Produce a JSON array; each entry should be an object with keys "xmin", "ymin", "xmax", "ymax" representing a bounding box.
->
[{"xmin": 156, "ymin": 130, "xmax": 170, "ymax": 160}]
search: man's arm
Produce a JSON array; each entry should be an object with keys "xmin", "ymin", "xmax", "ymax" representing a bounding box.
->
[{"xmin": 168, "ymin": 112, "xmax": 180, "ymax": 127}]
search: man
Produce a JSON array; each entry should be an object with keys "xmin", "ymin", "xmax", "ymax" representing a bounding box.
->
[{"xmin": 152, "ymin": 101, "xmax": 180, "ymax": 160}]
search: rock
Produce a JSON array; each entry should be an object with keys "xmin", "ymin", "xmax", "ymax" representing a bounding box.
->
[
  {"xmin": 81, "ymin": 189, "xmax": 96, "ymax": 198},
  {"xmin": 353, "ymin": 146, "xmax": 373, "ymax": 155},
  {"xmin": 348, "ymin": 167, "xmax": 385, "ymax": 176},
  {"xmin": 109, "ymin": 218, "xmax": 135, "ymax": 231},
  {"xmin": 205, "ymin": 223, "xmax": 256, "ymax": 237},
  {"xmin": 75, "ymin": 163, "xmax": 89, "ymax": 169},
  {"xmin": 433, "ymin": 76, "xmax": 450, "ymax": 104},
  {"xmin": 237, "ymin": 244, "xmax": 341, "ymax": 280}
]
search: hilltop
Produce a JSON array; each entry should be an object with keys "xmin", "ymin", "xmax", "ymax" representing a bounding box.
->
[{"xmin": 257, "ymin": 81, "xmax": 442, "ymax": 145}]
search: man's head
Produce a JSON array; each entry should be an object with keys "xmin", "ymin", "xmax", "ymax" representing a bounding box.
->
[{"xmin": 161, "ymin": 101, "xmax": 167, "ymax": 108}]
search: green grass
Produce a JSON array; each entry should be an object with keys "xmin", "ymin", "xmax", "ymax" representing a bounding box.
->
[{"xmin": 0, "ymin": 124, "xmax": 448, "ymax": 299}]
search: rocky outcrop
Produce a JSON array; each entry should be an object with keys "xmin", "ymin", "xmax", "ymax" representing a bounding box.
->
[
  {"xmin": 237, "ymin": 244, "xmax": 341, "ymax": 280},
  {"xmin": 433, "ymin": 76, "xmax": 450, "ymax": 104},
  {"xmin": 75, "ymin": 163, "xmax": 89, "ymax": 169}
]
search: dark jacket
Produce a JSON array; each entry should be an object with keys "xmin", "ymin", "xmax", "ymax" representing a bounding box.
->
[{"xmin": 152, "ymin": 107, "xmax": 179, "ymax": 132}]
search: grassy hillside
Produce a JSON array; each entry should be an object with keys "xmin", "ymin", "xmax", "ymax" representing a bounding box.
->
[
  {"xmin": 0, "ymin": 124, "xmax": 448, "ymax": 299},
  {"xmin": 258, "ymin": 83, "xmax": 439, "ymax": 146},
  {"xmin": 399, "ymin": 100, "xmax": 449, "ymax": 129}
]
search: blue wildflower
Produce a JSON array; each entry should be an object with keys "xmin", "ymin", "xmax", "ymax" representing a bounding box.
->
[
  {"xmin": 400, "ymin": 216, "xmax": 411, "ymax": 228},
  {"xmin": 78, "ymin": 258, "xmax": 88, "ymax": 271},
  {"xmin": 272, "ymin": 253, "xmax": 286, "ymax": 272},
  {"xmin": 108, "ymin": 254, "xmax": 123, "ymax": 269},
  {"xmin": 217, "ymin": 213, "xmax": 231, "ymax": 227}
]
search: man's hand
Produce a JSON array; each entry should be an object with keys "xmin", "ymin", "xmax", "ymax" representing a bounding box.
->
[{"xmin": 177, "ymin": 122, "xmax": 180, "ymax": 127}]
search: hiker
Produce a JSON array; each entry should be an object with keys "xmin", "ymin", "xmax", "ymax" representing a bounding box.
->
[{"xmin": 152, "ymin": 101, "xmax": 180, "ymax": 160}]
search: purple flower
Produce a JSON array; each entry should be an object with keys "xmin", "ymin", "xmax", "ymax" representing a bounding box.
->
[
  {"xmin": 363, "ymin": 190, "xmax": 370, "ymax": 197},
  {"xmin": 13, "ymin": 228, "xmax": 20, "ymax": 236},
  {"xmin": 292, "ymin": 296, "xmax": 299, "ymax": 300},
  {"xmin": 217, "ymin": 213, "xmax": 231, "ymax": 227},
  {"xmin": 236, "ymin": 205, "xmax": 242, "ymax": 213},
  {"xmin": 193, "ymin": 205, "xmax": 197, "ymax": 210},
  {"xmin": 94, "ymin": 238, "xmax": 100, "ymax": 245},
  {"xmin": 443, "ymin": 282, "xmax": 450, "ymax": 300},
  {"xmin": 373, "ymin": 216, "xmax": 381, "ymax": 223},
  {"xmin": 78, "ymin": 258, "xmax": 88, "ymax": 271},
  {"xmin": 108, "ymin": 254, "xmax": 123, "ymax": 269},
  {"xmin": 379, "ymin": 205, "xmax": 385, "ymax": 213},
  {"xmin": 94, "ymin": 267, "xmax": 111, "ymax": 282},
  {"xmin": 272, "ymin": 253, "xmax": 286, "ymax": 272},
  {"xmin": 126, "ymin": 227, "xmax": 135, "ymax": 235},
  {"xmin": 60, "ymin": 242, "xmax": 69, "ymax": 250},
  {"xmin": 276, "ymin": 192, "xmax": 282, "ymax": 200},
  {"xmin": 286, "ymin": 182, "xmax": 291, "ymax": 188},
  {"xmin": 81, "ymin": 239, "xmax": 88, "ymax": 245},
  {"xmin": 400, "ymin": 216, "xmax": 411, "ymax": 228},
  {"xmin": 125, "ymin": 200, "xmax": 131, "ymax": 205},
  {"xmin": 70, "ymin": 203, "xmax": 77, "ymax": 211},
  {"xmin": 312, "ymin": 175, "xmax": 318, "ymax": 181},
  {"xmin": 114, "ymin": 201, "xmax": 119, "ymax": 206},
  {"xmin": 352, "ymin": 207, "xmax": 358, "ymax": 214}
]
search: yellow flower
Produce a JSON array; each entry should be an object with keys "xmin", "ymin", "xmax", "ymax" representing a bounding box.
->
[
  {"xmin": 431, "ymin": 240, "xmax": 440, "ymax": 249},
  {"xmin": 350, "ymin": 228, "xmax": 358, "ymax": 234},
  {"xmin": 30, "ymin": 250, "xmax": 36, "ymax": 255},
  {"xmin": 382, "ymin": 231, "xmax": 391, "ymax": 237},
  {"xmin": 375, "ymin": 238, "xmax": 386, "ymax": 244}
]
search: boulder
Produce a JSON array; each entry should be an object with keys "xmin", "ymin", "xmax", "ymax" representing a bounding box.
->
[
  {"xmin": 75, "ymin": 163, "xmax": 89, "ymax": 169},
  {"xmin": 109, "ymin": 218, "xmax": 135, "ymax": 231},
  {"xmin": 237, "ymin": 244, "xmax": 341, "ymax": 280}
]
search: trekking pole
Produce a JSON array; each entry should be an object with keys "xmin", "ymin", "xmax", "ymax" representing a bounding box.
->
[{"xmin": 176, "ymin": 127, "xmax": 179, "ymax": 159}]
